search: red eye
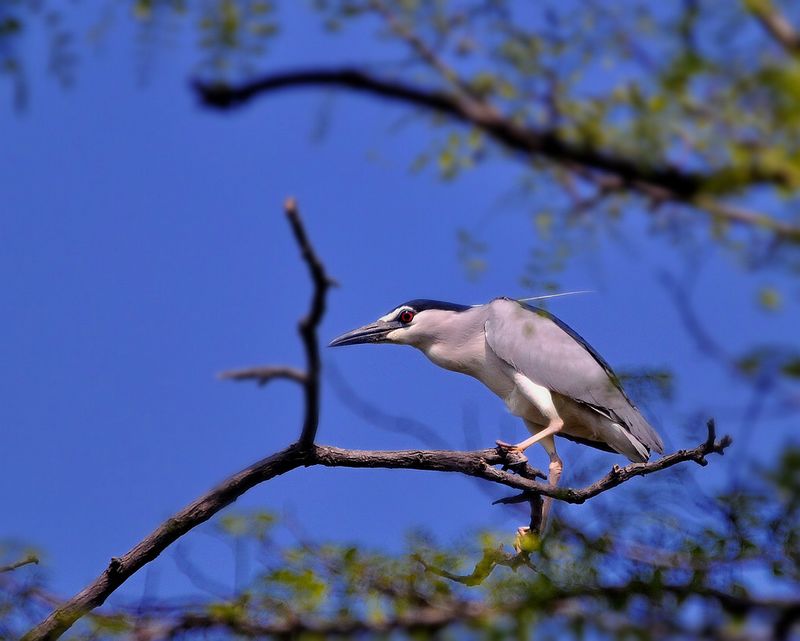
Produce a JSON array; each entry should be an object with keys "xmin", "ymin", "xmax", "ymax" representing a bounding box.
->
[{"xmin": 399, "ymin": 310, "xmax": 415, "ymax": 324}]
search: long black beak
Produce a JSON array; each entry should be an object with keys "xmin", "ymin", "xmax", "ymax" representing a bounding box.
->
[{"xmin": 328, "ymin": 320, "xmax": 402, "ymax": 347}]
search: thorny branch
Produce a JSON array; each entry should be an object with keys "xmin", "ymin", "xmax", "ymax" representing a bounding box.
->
[
  {"xmin": 23, "ymin": 199, "xmax": 732, "ymax": 641},
  {"xmin": 195, "ymin": 68, "xmax": 800, "ymax": 243}
]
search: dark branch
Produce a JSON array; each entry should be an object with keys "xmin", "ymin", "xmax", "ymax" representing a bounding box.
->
[
  {"xmin": 284, "ymin": 196, "xmax": 337, "ymax": 448},
  {"xmin": 22, "ymin": 422, "xmax": 731, "ymax": 641},
  {"xmin": 118, "ymin": 601, "xmax": 495, "ymax": 640},
  {"xmin": 196, "ymin": 69, "xmax": 703, "ymax": 194},
  {"xmin": 218, "ymin": 365, "xmax": 307, "ymax": 386},
  {"xmin": 22, "ymin": 198, "xmax": 336, "ymax": 641},
  {"xmin": 312, "ymin": 420, "xmax": 731, "ymax": 504},
  {"xmin": 20, "ymin": 445, "xmax": 308, "ymax": 641},
  {"xmin": 194, "ymin": 68, "xmax": 800, "ymax": 242}
]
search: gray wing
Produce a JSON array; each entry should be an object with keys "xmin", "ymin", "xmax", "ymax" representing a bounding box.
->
[{"xmin": 485, "ymin": 298, "xmax": 664, "ymax": 454}]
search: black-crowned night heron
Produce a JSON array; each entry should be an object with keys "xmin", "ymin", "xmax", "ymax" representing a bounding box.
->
[{"xmin": 330, "ymin": 297, "xmax": 664, "ymax": 525}]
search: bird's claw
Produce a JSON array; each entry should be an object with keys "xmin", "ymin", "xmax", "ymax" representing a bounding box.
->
[
  {"xmin": 495, "ymin": 440, "xmax": 528, "ymax": 465},
  {"xmin": 495, "ymin": 439, "xmax": 519, "ymax": 450}
]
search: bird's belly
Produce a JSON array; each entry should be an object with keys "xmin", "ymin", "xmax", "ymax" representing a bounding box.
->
[
  {"xmin": 552, "ymin": 395, "xmax": 613, "ymax": 441},
  {"xmin": 503, "ymin": 388, "xmax": 610, "ymax": 440},
  {"xmin": 502, "ymin": 385, "xmax": 549, "ymax": 424}
]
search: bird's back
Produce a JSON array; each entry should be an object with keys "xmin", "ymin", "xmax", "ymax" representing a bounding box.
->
[{"xmin": 484, "ymin": 298, "xmax": 664, "ymax": 456}]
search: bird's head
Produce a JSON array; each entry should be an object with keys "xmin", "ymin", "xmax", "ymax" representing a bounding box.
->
[{"xmin": 329, "ymin": 299, "xmax": 471, "ymax": 349}]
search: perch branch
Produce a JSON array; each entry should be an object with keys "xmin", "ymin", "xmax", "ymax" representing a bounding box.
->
[
  {"xmin": 22, "ymin": 425, "xmax": 731, "ymax": 641},
  {"xmin": 311, "ymin": 420, "xmax": 731, "ymax": 504}
]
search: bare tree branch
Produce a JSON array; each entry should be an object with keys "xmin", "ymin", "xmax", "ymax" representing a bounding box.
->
[
  {"xmin": 219, "ymin": 198, "xmax": 335, "ymax": 440},
  {"xmin": 21, "ymin": 424, "xmax": 730, "ymax": 641},
  {"xmin": 22, "ymin": 198, "xmax": 335, "ymax": 641},
  {"xmin": 219, "ymin": 365, "xmax": 307, "ymax": 386},
  {"xmin": 194, "ymin": 68, "xmax": 800, "ymax": 242},
  {"xmin": 313, "ymin": 419, "xmax": 731, "ymax": 504},
  {"xmin": 284, "ymin": 196, "xmax": 337, "ymax": 447},
  {"xmin": 21, "ymin": 444, "xmax": 308, "ymax": 641}
]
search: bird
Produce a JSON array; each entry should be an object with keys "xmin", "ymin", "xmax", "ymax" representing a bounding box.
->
[{"xmin": 329, "ymin": 296, "xmax": 664, "ymax": 528}]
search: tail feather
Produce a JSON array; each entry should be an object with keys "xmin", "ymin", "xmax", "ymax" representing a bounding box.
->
[{"xmin": 609, "ymin": 422, "xmax": 651, "ymax": 463}]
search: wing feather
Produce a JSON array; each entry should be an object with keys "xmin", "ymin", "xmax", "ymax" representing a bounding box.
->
[{"xmin": 484, "ymin": 298, "xmax": 664, "ymax": 454}]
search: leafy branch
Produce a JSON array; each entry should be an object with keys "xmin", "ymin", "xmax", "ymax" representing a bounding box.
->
[{"xmin": 195, "ymin": 68, "xmax": 800, "ymax": 243}]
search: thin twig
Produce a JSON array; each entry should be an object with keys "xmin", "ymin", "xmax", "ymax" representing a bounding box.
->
[
  {"xmin": 284, "ymin": 197, "xmax": 337, "ymax": 447},
  {"xmin": 369, "ymin": 0, "xmax": 480, "ymax": 100},
  {"xmin": 22, "ymin": 198, "xmax": 335, "ymax": 641},
  {"xmin": 218, "ymin": 366, "xmax": 307, "ymax": 386},
  {"xmin": 0, "ymin": 555, "xmax": 39, "ymax": 574}
]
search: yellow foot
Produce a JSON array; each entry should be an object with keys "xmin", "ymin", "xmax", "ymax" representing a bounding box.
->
[{"xmin": 495, "ymin": 440, "xmax": 528, "ymax": 465}]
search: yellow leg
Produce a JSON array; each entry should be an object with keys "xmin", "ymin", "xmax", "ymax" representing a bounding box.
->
[
  {"xmin": 539, "ymin": 435, "xmax": 563, "ymax": 530},
  {"xmin": 496, "ymin": 376, "xmax": 564, "ymax": 453},
  {"xmin": 496, "ymin": 418, "xmax": 563, "ymax": 452}
]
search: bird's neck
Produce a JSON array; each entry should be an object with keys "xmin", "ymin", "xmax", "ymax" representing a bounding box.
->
[{"xmin": 414, "ymin": 308, "xmax": 488, "ymax": 375}]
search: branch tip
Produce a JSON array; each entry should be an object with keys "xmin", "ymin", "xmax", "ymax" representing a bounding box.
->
[
  {"xmin": 0, "ymin": 555, "xmax": 39, "ymax": 574},
  {"xmin": 283, "ymin": 196, "xmax": 298, "ymax": 215}
]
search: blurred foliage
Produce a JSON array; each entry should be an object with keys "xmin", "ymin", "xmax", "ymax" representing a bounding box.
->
[
  {"xmin": 3, "ymin": 3, "xmax": 800, "ymax": 237},
  {"xmin": 5, "ymin": 2, "xmax": 800, "ymax": 279},
  {"xmin": 4, "ymin": 3, "xmax": 800, "ymax": 639},
  {"xmin": 2, "ymin": 446, "xmax": 798, "ymax": 639}
]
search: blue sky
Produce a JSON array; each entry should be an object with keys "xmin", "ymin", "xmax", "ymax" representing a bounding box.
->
[{"xmin": 1, "ymin": 4, "xmax": 797, "ymax": 604}]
